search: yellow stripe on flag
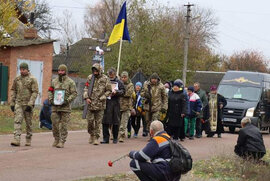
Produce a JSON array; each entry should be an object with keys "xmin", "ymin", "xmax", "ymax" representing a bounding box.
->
[{"xmin": 107, "ymin": 19, "xmax": 125, "ymax": 46}]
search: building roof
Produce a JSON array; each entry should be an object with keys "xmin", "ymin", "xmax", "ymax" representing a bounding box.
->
[
  {"xmin": 193, "ymin": 71, "xmax": 225, "ymax": 92},
  {"xmin": 53, "ymin": 38, "xmax": 99, "ymax": 72},
  {"xmin": 2, "ymin": 38, "xmax": 54, "ymax": 47}
]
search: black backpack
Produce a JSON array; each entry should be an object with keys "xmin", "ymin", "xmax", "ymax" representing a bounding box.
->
[{"xmin": 160, "ymin": 135, "xmax": 193, "ymax": 174}]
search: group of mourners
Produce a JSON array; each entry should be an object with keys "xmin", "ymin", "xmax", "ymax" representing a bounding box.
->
[
  {"xmin": 9, "ymin": 62, "xmax": 267, "ymax": 181},
  {"xmin": 12, "ymin": 61, "xmax": 228, "ymax": 148},
  {"xmin": 38, "ymin": 62, "xmax": 229, "ymax": 147}
]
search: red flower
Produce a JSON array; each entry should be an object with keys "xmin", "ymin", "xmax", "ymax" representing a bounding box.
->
[
  {"xmin": 48, "ymin": 87, "xmax": 54, "ymax": 92},
  {"xmin": 85, "ymin": 82, "xmax": 89, "ymax": 87},
  {"xmin": 108, "ymin": 160, "xmax": 113, "ymax": 167}
]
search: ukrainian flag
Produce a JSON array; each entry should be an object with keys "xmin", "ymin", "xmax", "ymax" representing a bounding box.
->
[{"xmin": 107, "ymin": 1, "xmax": 131, "ymax": 46}]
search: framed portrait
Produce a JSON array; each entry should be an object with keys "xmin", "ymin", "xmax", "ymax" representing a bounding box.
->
[
  {"xmin": 111, "ymin": 81, "xmax": 119, "ymax": 91},
  {"xmin": 53, "ymin": 90, "xmax": 65, "ymax": 105}
]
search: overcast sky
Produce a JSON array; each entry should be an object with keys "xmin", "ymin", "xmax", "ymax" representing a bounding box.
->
[{"xmin": 48, "ymin": 0, "xmax": 270, "ymax": 59}]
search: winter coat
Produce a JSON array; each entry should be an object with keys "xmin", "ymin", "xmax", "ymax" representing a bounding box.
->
[
  {"xmin": 129, "ymin": 131, "xmax": 181, "ymax": 181},
  {"xmin": 195, "ymin": 89, "xmax": 208, "ymax": 118},
  {"xmin": 141, "ymin": 80, "xmax": 168, "ymax": 112},
  {"xmin": 235, "ymin": 123, "xmax": 266, "ymax": 156},
  {"xmin": 187, "ymin": 92, "xmax": 202, "ymax": 118},
  {"xmin": 83, "ymin": 64, "xmax": 112, "ymax": 111},
  {"xmin": 39, "ymin": 99, "xmax": 52, "ymax": 123},
  {"xmin": 120, "ymin": 80, "xmax": 134, "ymax": 111},
  {"xmin": 102, "ymin": 77, "xmax": 125, "ymax": 125},
  {"xmin": 48, "ymin": 75, "xmax": 77, "ymax": 112},
  {"xmin": 167, "ymin": 90, "xmax": 187, "ymax": 127}
]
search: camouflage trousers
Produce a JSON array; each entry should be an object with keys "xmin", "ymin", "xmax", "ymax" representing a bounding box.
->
[
  {"xmin": 87, "ymin": 110, "xmax": 104, "ymax": 139},
  {"xmin": 145, "ymin": 111, "xmax": 161, "ymax": 132},
  {"xmin": 13, "ymin": 105, "xmax": 33, "ymax": 141},
  {"xmin": 51, "ymin": 111, "xmax": 70, "ymax": 143},
  {"xmin": 119, "ymin": 110, "xmax": 131, "ymax": 139}
]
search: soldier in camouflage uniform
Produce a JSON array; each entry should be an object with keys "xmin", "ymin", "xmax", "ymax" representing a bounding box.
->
[
  {"xmin": 10, "ymin": 63, "xmax": 39, "ymax": 146},
  {"xmin": 83, "ymin": 63, "xmax": 112, "ymax": 145},
  {"xmin": 141, "ymin": 73, "xmax": 168, "ymax": 134},
  {"xmin": 48, "ymin": 64, "xmax": 77, "ymax": 148},
  {"xmin": 119, "ymin": 71, "xmax": 134, "ymax": 142}
]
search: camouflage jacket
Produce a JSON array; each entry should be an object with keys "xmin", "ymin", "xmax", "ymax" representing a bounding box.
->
[
  {"xmin": 120, "ymin": 80, "xmax": 134, "ymax": 111},
  {"xmin": 141, "ymin": 80, "xmax": 168, "ymax": 112},
  {"xmin": 83, "ymin": 74, "xmax": 112, "ymax": 110},
  {"xmin": 48, "ymin": 75, "xmax": 77, "ymax": 112},
  {"xmin": 10, "ymin": 74, "xmax": 39, "ymax": 107}
]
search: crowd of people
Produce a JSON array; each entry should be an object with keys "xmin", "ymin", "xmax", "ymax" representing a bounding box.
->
[
  {"xmin": 9, "ymin": 62, "xmax": 267, "ymax": 180},
  {"xmin": 10, "ymin": 62, "xmax": 230, "ymax": 147}
]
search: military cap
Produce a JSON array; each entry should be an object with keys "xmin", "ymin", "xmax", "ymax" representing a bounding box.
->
[
  {"xmin": 121, "ymin": 71, "xmax": 129, "ymax": 77},
  {"xmin": 150, "ymin": 73, "xmax": 159, "ymax": 80},
  {"xmin": 58, "ymin": 64, "xmax": 68, "ymax": 72},
  {"xmin": 19, "ymin": 62, "xmax": 29, "ymax": 70}
]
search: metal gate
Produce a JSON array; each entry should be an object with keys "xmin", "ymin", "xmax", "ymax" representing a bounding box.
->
[
  {"xmin": 0, "ymin": 63, "xmax": 8, "ymax": 102},
  {"xmin": 17, "ymin": 59, "xmax": 43, "ymax": 105}
]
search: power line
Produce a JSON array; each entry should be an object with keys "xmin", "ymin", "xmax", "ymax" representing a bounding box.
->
[
  {"xmin": 51, "ymin": 5, "xmax": 91, "ymax": 10},
  {"xmin": 215, "ymin": 9, "xmax": 270, "ymax": 16},
  {"xmin": 220, "ymin": 18, "xmax": 270, "ymax": 45}
]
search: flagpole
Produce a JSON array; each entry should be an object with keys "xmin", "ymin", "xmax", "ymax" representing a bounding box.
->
[{"xmin": 116, "ymin": 38, "xmax": 123, "ymax": 77}]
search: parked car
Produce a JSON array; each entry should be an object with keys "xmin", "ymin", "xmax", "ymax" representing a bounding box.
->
[{"xmin": 218, "ymin": 71, "xmax": 270, "ymax": 133}]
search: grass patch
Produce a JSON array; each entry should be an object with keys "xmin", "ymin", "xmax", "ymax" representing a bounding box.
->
[
  {"xmin": 77, "ymin": 173, "xmax": 139, "ymax": 181},
  {"xmin": 74, "ymin": 152, "xmax": 270, "ymax": 181},
  {"xmin": 193, "ymin": 151, "xmax": 270, "ymax": 181},
  {"xmin": 0, "ymin": 105, "xmax": 87, "ymax": 134}
]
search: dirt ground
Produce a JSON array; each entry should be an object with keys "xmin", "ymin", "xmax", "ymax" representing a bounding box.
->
[{"xmin": 0, "ymin": 130, "xmax": 269, "ymax": 181}]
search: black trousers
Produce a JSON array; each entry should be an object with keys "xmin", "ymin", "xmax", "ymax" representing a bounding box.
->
[
  {"xmin": 166, "ymin": 125, "xmax": 180, "ymax": 140},
  {"xmin": 130, "ymin": 159, "xmax": 181, "ymax": 181},
  {"xmin": 235, "ymin": 149, "xmax": 265, "ymax": 160},
  {"xmin": 131, "ymin": 115, "xmax": 141, "ymax": 134},
  {"xmin": 127, "ymin": 117, "xmax": 132, "ymax": 132},
  {"xmin": 102, "ymin": 123, "xmax": 119, "ymax": 141},
  {"xmin": 195, "ymin": 118, "xmax": 202, "ymax": 136}
]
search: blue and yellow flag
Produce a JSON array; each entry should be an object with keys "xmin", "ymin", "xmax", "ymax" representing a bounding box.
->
[{"xmin": 107, "ymin": 1, "xmax": 131, "ymax": 46}]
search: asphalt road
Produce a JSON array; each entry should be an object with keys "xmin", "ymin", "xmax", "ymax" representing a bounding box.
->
[{"xmin": 0, "ymin": 131, "xmax": 269, "ymax": 181}]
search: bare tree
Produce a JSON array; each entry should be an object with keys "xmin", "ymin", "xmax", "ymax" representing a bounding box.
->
[
  {"xmin": 222, "ymin": 50, "xmax": 268, "ymax": 73},
  {"xmin": 56, "ymin": 10, "xmax": 84, "ymax": 45},
  {"xmin": 32, "ymin": 0, "xmax": 55, "ymax": 38},
  {"xmin": 84, "ymin": 0, "xmax": 121, "ymax": 38}
]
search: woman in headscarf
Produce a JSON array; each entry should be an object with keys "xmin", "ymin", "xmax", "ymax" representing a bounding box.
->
[{"xmin": 166, "ymin": 80, "xmax": 188, "ymax": 141}]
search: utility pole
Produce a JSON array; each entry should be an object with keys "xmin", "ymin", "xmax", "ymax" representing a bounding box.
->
[{"xmin": 182, "ymin": 3, "xmax": 194, "ymax": 86}]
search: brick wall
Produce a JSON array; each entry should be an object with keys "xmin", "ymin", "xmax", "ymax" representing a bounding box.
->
[
  {"xmin": 1, "ymin": 43, "xmax": 53, "ymax": 104},
  {"xmin": 0, "ymin": 48, "xmax": 11, "ymax": 66}
]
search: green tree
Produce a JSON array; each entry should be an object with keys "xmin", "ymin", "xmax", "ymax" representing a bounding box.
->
[
  {"xmin": 0, "ymin": 0, "xmax": 20, "ymax": 45},
  {"xmin": 0, "ymin": 0, "xmax": 34, "ymax": 45}
]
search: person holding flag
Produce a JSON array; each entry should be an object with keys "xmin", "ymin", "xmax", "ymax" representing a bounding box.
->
[{"xmin": 107, "ymin": 1, "xmax": 131, "ymax": 76}]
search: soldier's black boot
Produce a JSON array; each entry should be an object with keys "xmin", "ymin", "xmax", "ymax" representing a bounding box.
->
[
  {"xmin": 100, "ymin": 139, "xmax": 109, "ymax": 144},
  {"xmin": 113, "ymin": 139, "xmax": 118, "ymax": 144}
]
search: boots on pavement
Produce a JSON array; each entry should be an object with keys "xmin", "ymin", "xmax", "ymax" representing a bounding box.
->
[
  {"xmin": 52, "ymin": 140, "xmax": 59, "ymax": 147},
  {"xmin": 10, "ymin": 139, "xmax": 20, "ymax": 146},
  {"xmin": 56, "ymin": 142, "xmax": 64, "ymax": 148},
  {"xmin": 89, "ymin": 136, "xmax": 94, "ymax": 144},
  {"xmin": 25, "ymin": 139, "xmax": 31, "ymax": 146},
  {"xmin": 93, "ymin": 138, "xmax": 99, "ymax": 145}
]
